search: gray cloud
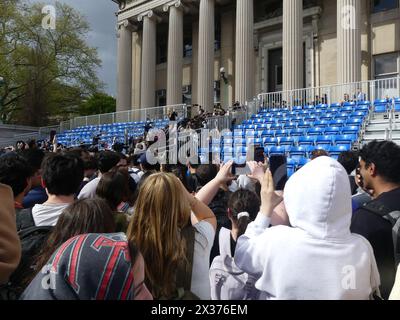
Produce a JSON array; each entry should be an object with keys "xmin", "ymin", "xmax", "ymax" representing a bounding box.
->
[{"xmin": 30, "ymin": 0, "xmax": 119, "ymax": 96}]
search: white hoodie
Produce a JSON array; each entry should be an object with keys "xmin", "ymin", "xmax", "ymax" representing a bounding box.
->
[{"xmin": 235, "ymin": 156, "xmax": 381, "ymax": 300}]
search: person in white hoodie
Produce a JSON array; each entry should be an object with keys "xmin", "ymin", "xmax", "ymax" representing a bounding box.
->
[{"xmin": 235, "ymin": 156, "xmax": 381, "ymax": 300}]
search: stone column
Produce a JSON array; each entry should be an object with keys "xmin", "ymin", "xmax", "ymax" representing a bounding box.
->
[
  {"xmin": 117, "ymin": 20, "xmax": 132, "ymax": 112},
  {"xmin": 191, "ymin": 21, "xmax": 199, "ymax": 106},
  {"xmin": 197, "ymin": 0, "xmax": 215, "ymax": 113},
  {"xmin": 235, "ymin": 0, "xmax": 254, "ymax": 105},
  {"xmin": 138, "ymin": 11, "xmax": 158, "ymax": 109},
  {"xmin": 221, "ymin": 10, "xmax": 235, "ymax": 109},
  {"xmin": 283, "ymin": 0, "xmax": 303, "ymax": 92},
  {"xmin": 164, "ymin": 1, "xmax": 184, "ymax": 106},
  {"xmin": 337, "ymin": 0, "xmax": 361, "ymax": 84},
  {"xmin": 131, "ymin": 31, "xmax": 141, "ymax": 111}
]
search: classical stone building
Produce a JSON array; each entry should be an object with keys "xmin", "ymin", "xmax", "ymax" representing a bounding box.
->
[{"xmin": 112, "ymin": 0, "xmax": 400, "ymax": 112}]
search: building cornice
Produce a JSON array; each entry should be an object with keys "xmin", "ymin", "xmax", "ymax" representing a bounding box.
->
[{"xmin": 254, "ymin": 6, "xmax": 322, "ymax": 31}]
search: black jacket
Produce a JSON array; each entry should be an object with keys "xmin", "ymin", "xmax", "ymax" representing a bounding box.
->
[{"xmin": 351, "ymin": 187, "xmax": 400, "ymax": 299}]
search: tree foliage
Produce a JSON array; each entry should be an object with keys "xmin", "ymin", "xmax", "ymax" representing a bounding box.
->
[
  {"xmin": 0, "ymin": 0, "xmax": 104, "ymax": 126},
  {"xmin": 78, "ymin": 93, "xmax": 116, "ymax": 116}
]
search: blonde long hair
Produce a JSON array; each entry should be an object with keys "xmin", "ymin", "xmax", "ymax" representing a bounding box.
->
[{"xmin": 126, "ymin": 172, "xmax": 191, "ymax": 298}]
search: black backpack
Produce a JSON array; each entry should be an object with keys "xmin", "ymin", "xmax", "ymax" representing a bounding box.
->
[
  {"xmin": 0, "ymin": 208, "xmax": 53, "ymax": 300},
  {"xmin": 362, "ymin": 202, "xmax": 400, "ymax": 267}
]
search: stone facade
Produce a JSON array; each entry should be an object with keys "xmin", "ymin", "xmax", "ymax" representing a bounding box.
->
[{"xmin": 114, "ymin": 0, "xmax": 400, "ymax": 112}]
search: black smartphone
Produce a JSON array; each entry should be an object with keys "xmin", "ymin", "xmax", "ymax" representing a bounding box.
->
[
  {"xmin": 269, "ymin": 154, "xmax": 288, "ymax": 191},
  {"xmin": 231, "ymin": 157, "xmax": 250, "ymax": 176},
  {"xmin": 254, "ymin": 146, "xmax": 265, "ymax": 163}
]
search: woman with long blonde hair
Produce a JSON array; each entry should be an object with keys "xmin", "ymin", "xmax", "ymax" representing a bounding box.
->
[{"xmin": 127, "ymin": 162, "xmax": 234, "ymax": 299}]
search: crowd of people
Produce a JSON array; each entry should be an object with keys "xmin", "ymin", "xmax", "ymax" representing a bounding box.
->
[{"xmin": 0, "ymin": 134, "xmax": 400, "ymax": 300}]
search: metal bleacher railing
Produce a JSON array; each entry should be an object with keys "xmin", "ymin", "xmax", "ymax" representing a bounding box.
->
[
  {"xmin": 59, "ymin": 104, "xmax": 188, "ymax": 133},
  {"xmin": 256, "ymin": 76, "xmax": 400, "ymax": 111}
]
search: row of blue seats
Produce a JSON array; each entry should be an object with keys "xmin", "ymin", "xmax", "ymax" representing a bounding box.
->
[
  {"xmin": 247, "ymin": 112, "xmax": 366, "ymax": 122},
  {"xmin": 225, "ymin": 127, "xmax": 360, "ymax": 138},
  {"xmin": 257, "ymin": 106, "xmax": 369, "ymax": 117},
  {"xmin": 216, "ymin": 134, "xmax": 357, "ymax": 147},
  {"xmin": 239, "ymin": 120, "xmax": 363, "ymax": 131},
  {"xmin": 209, "ymin": 143, "xmax": 352, "ymax": 156}
]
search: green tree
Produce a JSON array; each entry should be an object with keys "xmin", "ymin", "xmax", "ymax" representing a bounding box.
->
[
  {"xmin": 78, "ymin": 93, "xmax": 116, "ymax": 116},
  {"xmin": 0, "ymin": 1, "xmax": 103, "ymax": 126}
]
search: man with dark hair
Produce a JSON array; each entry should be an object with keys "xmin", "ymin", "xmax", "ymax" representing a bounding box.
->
[
  {"xmin": 31, "ymin": 153, "xmax": 84, "ymax": 226},
  {"xmin": 78, "ymin": 151, "xmax": 122, "ymax": 199},
  {"xmin": 0, "ymin": 153, "xmax": 33, "ymax": 210},
  {"xmin": 19, "ymin": 149, "xmax": 48, "ymax": 208},
  {"xmin": 351, "ymin": 140, "xmax": 400, "ymax": 299},
  {"xmin": 337, "ymin": 151, "xmax": 359, "ymax": 195}
]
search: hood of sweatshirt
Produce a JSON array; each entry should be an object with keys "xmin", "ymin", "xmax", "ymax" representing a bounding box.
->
[{"xmin": 283, "ymin": 156, "xmax": 352, "ymax": 240}]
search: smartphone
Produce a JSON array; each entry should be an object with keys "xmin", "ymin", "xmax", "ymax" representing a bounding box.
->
[
  {"xmin": 269, "ymin": 155, "xmax": 288, "ymax": 191},
  {"xmin": 232, "ymin": 157, "xmax": 251, "ymax": 176},
  {"xmin": 254, "ymin": 146, "xmax": 265, "ymax": 163}
]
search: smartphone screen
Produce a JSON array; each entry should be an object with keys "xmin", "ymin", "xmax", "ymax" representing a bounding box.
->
[
  {"xmin": 254, "ymin": 146, "xmax": 265, "ymax": 163},
  {"xmin": 269, "ymin": 155, "xmax": 288, "ymax": 191}
]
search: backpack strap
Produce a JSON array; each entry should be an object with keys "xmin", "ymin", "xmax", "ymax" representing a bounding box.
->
[
  {"xmin": 219, "ymin": 227, "xmax": 232, "ymax": 258},
  {"xmin": 362, "ymin": 202, "xmax": 400, "ymax": 267},
  {"xmin": 16, "ymin": 208, "xmax": 35, "ymax": 231}
]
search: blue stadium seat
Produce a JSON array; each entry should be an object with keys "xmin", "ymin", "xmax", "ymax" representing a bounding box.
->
[
  {"xmin": 346, "ymin": 118, "xmax": 363, "ymax": 127},
  {"xmin": 264, "ymin": 137, "xmax": 279, "ymax": 146},
  {"xmin": 269, "ymin": 146, "xmax": 287, "ymax": 155},
  {"xmin": 330, "ymin": 103, "xmax": 341, "ymax": 108},
  {"xmin": 298, "ymin": 136, "xmax": 315, "ymax": 146},
  {"xmin": 293, "ymin": 106, "xmax": 303, "ymax": 111},
  {"xmin": 357, "ymin": 101, "xmax": 371, "ymax": 106},
  {"xmin": 261, "ymin": 130, "xmax": 275, "ymax": 138},
  {"xmin": 307, "ymin": 128, "xmax": 325, "ymax": 136},
  {"xmin": 287, "ymin": 158, "xmax": 296, "ymax": 177},
  {"xmin": 394, "ymin": 101, "xmax": 400, "ymax": 112},
  {"xmin": 335, "ymin": 134, "xmax": 356, "ymax": 146},
  {"xmin": 341, "ymin": 126, "xmax": 360, "ymax": 135},
  {"xmin": 298, "ymin": 122, "xmax": 312, "ymax": 129},
  {"xmin": 289, "ymin": 146, "xmax": 307, "ymax": 160},
  {"xmin": 275, "ymin": 130, "xmax": 291, "ymax": 137},
  {"xmin": 343, "ymin": 102, "xmax": 356, "ymax": 107},
  {"xmin": 304, "ymin": 115, "xmax": 318, "ymax": 122},
  {"xmin": 329, "ymin": 120, "xmax": 345, "ymax": 127},
  {"xmin": 270, "ymin": 124, "xmax": 283, "ymax": 131},
  {"xmin": 290, "ymin": 129, "xmax": 306, "ymax": 137},
  {"xmin": 314, "ymin": 121, "xmax": 330, "ymax": 128},
  {"xmin": 354, "ymin": 105, "xmax": 369, "ymax": 112},
  {"xmin": 330, "ymin": 145, "xmax": 350, "ymax": 160},
  {"xmin": 280, "ymin": 137, "xmax": 296, "ymax": 146},
  {"xmin": 324, "ymin": 127, "xmax": 341, "ymax": 135},
  {"xmin": 284, "ymin": 122, "xmax": 298, "ymax": 130},
  {"xmin": 315, "ymin": 135, "xmax": 334, "ymax": 147},
  {"xmin": 315, "ymin": 104, "xmax": 328, "ymax": 111}
]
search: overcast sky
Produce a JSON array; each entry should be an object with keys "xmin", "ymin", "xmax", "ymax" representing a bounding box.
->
[{"xmin": 30, "ymin": 0, "xmax": 119, "ymax": 96}]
